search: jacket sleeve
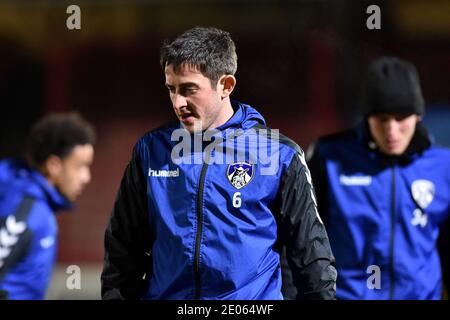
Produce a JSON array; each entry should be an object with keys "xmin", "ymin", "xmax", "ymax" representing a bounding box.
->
[
  {"xmin": 279, "ymin": 150, "xmax": 337, "ymax": 300},
  {"xmin": 306, "ymin": 141, "xmax": 330, "ymax": 225},
  {"xmin": 0, "ymin": 196, "xmax": 34, "ymax": 291},
  {"xmin": 438, "ymin": 215, "xmax": 450, "ymax": 297},
  {"xmin": 101, "ymin": 147, "xmax": 154, "ymax": 300}
]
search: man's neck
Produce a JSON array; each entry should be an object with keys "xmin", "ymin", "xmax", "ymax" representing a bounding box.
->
[{"xmin": 210, "ymin": 98, "xmax": 235, "ymax": 130}]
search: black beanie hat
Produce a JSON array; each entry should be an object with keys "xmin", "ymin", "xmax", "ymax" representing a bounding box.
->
[{"xmin": 360, "ymin": 56, "xmax": 425, "ymax": 117}]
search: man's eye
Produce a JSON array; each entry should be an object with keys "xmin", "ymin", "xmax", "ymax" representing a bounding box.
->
[
  {"xmin": 180, "ymin": 88, "xmax": 197, "ymax": 95},
  {"xmin": 395, "ymin": 115, "xmax": 408, "ymax": 121}
]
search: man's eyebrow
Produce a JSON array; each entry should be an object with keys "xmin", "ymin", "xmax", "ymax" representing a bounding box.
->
[
  {"xmin": 165, "ymin": 82, "xmax": 200, "ymax": 90},
  {"xmin": 165, "ymin": 82, "xmax": 199, "ymax": 88},
  {"xmin": 179, "ymin": 82, "xmax": 199, "ymax": 88}
]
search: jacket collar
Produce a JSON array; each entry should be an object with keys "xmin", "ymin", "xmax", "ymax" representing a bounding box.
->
[
  {"xmin": 179, "ymin": 100, "xmax": 266, "ymax": 145},
  {"xmin": 26, "ymin": 162, "xmax": 73, "ymax": 212},
  {"xmin": 357, "ymin": 120, "xmax": 431, "ymax": 165},
  {"xmin": 216, "ymin": 100, "xmax": 266, "ymax": 131}
]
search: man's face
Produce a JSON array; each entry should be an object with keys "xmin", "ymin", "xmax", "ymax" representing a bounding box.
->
[
  {"xmin": 165, "ymin": 64, "xmax": 226, "ymax": 133},
  {"xmin": 51, "ymin": 144, "xmax": 94, "ymax": 202},
  {"xmin": 368, "ymin": 113, "xmax": 420, "ymax": 156}
]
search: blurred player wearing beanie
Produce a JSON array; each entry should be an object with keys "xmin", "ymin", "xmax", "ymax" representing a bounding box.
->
[{"xmin": 294, "ymin": 56, "xmax": 450, "ymax": 299}]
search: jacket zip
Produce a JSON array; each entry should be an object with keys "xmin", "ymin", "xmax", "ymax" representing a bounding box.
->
[
  {"xmin": 194, "ymin": 161, "xmax": 209, "ymax": 299},
  {"xmin": 389, "ymin": 165, "xmax": 396, "ymax": 299}
]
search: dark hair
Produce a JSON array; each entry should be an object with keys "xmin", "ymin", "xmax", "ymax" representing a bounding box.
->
[
  {"xmin": 160, "ymin": 26, "xmax": 238, "ymax": 85},
  {"xmin": 26, "ymin": 112, "xmax": 96, "ymax": 166}
]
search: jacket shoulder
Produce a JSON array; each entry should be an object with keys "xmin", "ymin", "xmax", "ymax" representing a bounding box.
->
[
  {"xmin": 0, "ymin": 185, "xmax": 46, "ymax": 233},
  {"xmin": 141, "ymin": 121, "xmax": 179, "ymax": 140},
  {"xmin": 428, "ymin": 143, "xmax": 450, "ymax": 154},
  {"xmin": 426, "ymin": 144, "xmax": 450, "ymax": 169},
  {"xmin": 308, "ymin": 128, "xmax": 359, "ymax": 157},
  {"xmin": 252, "ymin": 123, "xmax": 303, "ymax": 155},
  {"xmin": 135, "ymin": 121, "xmax": 179, "ymax": 150},
  {"xmin": 0, "ymin": 162, "xmax": 42, "ymax": 204},
  {"xmin": 315, "ymin": 128, "xmax": 358, "ymax": 147}
]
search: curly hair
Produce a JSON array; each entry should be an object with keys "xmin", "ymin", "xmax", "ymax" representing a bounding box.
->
[{"xmin": 26, "ymin": 112, "xmax": 96, "ymax": 166}]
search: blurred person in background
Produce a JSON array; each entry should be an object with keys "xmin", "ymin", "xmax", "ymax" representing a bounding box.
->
[
  {"xmin": 101, "ymin": 26, "xmax": 336, "ymax": 300},
  {"xmin": 306, "ymin": 56, "xmax": 450, "ymax": 299},
  {"xmin": 0, "ymin": 112, "xmax": 95, "ymax": 299}
]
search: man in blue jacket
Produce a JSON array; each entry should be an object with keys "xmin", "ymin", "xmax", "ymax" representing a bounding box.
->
[
  {"xmin": 307, "ymin": 56, "xmax": 450, "ymax": 299},
  {"xmin": 0, "ymin": 113, "xmax": 95, "ymax": 299},
  {"xmin": 101, "ymin": 26, "xmax": 337, "ymax": 300}
]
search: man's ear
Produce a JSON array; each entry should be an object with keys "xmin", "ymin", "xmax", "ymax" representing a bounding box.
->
[
  {"xmin": 41, "ymin": 155, "xmax": 62, "ymax": 183},
  {"xmin": 219, "ymin": 75, "xmax": 236, "ymax": 99}
]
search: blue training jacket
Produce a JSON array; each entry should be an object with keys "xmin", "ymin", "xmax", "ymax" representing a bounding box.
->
[
  {"xmin": 0, "ymin": 159, "xmax": 71, "ymax": 299},
  {"xmin": 308, "ymin": 122, "xmax": 450, "ymax": 299},
  {"xmin": 101, "ymin": 101, "xmax": 336, "ymax": 300}
]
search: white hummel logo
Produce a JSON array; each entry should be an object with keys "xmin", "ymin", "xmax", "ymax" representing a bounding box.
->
[
  {"xmin": 148, "ymin": 168, "xmax": 179, "ymax": 177},
  {"xmin": 340, "ymin": 175, "xmax": 372, "ymax": 186}
]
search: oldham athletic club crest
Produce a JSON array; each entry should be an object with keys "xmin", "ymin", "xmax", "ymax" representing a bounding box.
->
[
  {"xmin": 227, "ymin": 162, "xmax": 254, "ymax": 189},
  {"xmin": 411, "ymin": 179, "xmax": 435, "ymax": 209}
]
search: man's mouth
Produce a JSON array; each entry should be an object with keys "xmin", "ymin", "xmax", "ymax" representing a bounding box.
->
[
  {"xmin": 180, "ymin": 112, "xmax": 195, "ymax": 123},
  {"xmin": 386, "ymin": 139, "xmax": 400, "ymax": 149}
]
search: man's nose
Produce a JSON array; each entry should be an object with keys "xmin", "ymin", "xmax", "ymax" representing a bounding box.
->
[
  {"xmin": 386, "ymin": 119, "xmax": 400, "ymax": 135},
  {"xmin": 172, "ymin": 93, "xmax": 188, "ymax": 110},
  {"xmin": 83, "ymin": 168, "xmax": 91, "ymax": 185}
]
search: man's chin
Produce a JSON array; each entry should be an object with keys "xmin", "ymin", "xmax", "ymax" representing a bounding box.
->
[
  {"xmin": 381, "ymin": 146, "xmax": 407, "ymax": 156},
  {"xmin": 181, "ymin": 120, "xmax": 203, "ymax": 133},
  {"xmin": 65, "ymin": 195, "xmax": 77, "ymax": 203},
  {"xmin": 65, "ymin": 190, "xmax": 82, "ymax": 203},
  {"xmin": 56, "ymin": 187, "xmax": 76, "ymax": 203}
]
